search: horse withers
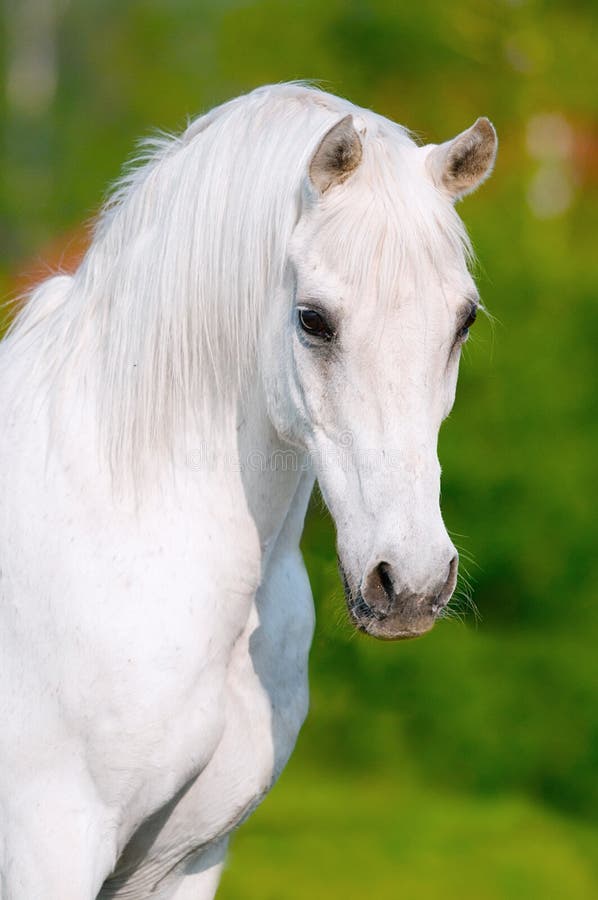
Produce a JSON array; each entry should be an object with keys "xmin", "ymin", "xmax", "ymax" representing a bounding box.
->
[{"xmin": 0, "ymin": 85, "xmax": 497, "ymax": 899}]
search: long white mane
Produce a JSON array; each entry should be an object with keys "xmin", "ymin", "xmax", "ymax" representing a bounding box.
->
[{"xmin": 5, "ymin": 84, "xmax": 470, "ymax": 474}]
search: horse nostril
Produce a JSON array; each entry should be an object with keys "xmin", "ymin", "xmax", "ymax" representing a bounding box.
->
[
  {"xmin": 360, "ymin": 560, "xmax": 396, "ymax": 615},
  {"xmin": 436, "ymin": 554, "xmax": 459, "ymax": 610},
  {"xmin": 447, "ymin": 554, "xmax": 459, "ymax": 589},
  {"xmin": 376, "ymin": 561, "xmax": 395, "ymax": 604}
]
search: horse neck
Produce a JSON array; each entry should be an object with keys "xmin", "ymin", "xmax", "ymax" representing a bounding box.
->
[
  {"xmin": 236, "ymin": 382, "xmax": 314, "ymax": 565},
  {"xmin": 10, "ymin": 270, "xmax": 314, "ymax": 556}
]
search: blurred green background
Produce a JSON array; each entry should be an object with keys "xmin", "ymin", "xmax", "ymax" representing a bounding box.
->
[{"xmin": 1, "ymin": 1, "xmax": 597, "ymax": 897}]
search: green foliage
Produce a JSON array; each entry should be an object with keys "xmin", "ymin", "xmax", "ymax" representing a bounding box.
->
[
  {"xmin": 219, "ymin": 766, "xmax": 598, "ymax": 899},
  {"xmin": 2, "ymin": 1, "xmax": 597, "ymax": 895}
]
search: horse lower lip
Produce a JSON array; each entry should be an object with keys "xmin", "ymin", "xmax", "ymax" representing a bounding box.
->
[
  {"xmin": 359, "ymin": 616, "xmax": 431, "ymax": 641},
  {"xmin": 348, "ymin": 597, "xmax": 437, "ymax": 640},
  {"xmin": 367, "ymin": 616, "xmax": 435, "ymax": 641}
]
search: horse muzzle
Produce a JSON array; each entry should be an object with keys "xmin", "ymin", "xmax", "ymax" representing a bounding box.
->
[{"xmin": 339, "ymin": 554, "xmax": 459, "ymax": 641}]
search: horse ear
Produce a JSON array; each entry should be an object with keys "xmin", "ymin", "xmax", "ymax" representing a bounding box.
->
[
  {"xmin": 425, "ymin": 118, "xmax": 497, "ymax": 201},
  {"xmin": 309, "ymin": 115, "xmax": 363, "ymax": 195}
]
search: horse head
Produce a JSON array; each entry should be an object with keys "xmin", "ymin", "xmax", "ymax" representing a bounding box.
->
[{"xmin": 264, "ymin": 109, "xmax": 497, "ymax": 639}]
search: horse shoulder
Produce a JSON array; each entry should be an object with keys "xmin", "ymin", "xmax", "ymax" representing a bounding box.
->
[{"xmin": 0, "ymin": 389, "xmax": 263, "ymax": 833}]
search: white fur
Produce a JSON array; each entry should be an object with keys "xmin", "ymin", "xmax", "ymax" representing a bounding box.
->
[{"xmin": 0, "ymin": 84, "xmax": 494, "ymax": 898}]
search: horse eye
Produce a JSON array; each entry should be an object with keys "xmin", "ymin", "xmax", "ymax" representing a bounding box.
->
[
  {"xmin": 458, "ymin": 305, "xmax": 477, "ymax": 340},
  {"xmin": 298, "ymin": 307, "xmax": 334, "ymax": 341}
]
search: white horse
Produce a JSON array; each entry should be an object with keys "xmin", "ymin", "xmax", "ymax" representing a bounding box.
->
[{"xmin": 0, "ymin": 84, "xmax": 496, "ymax": 899}]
